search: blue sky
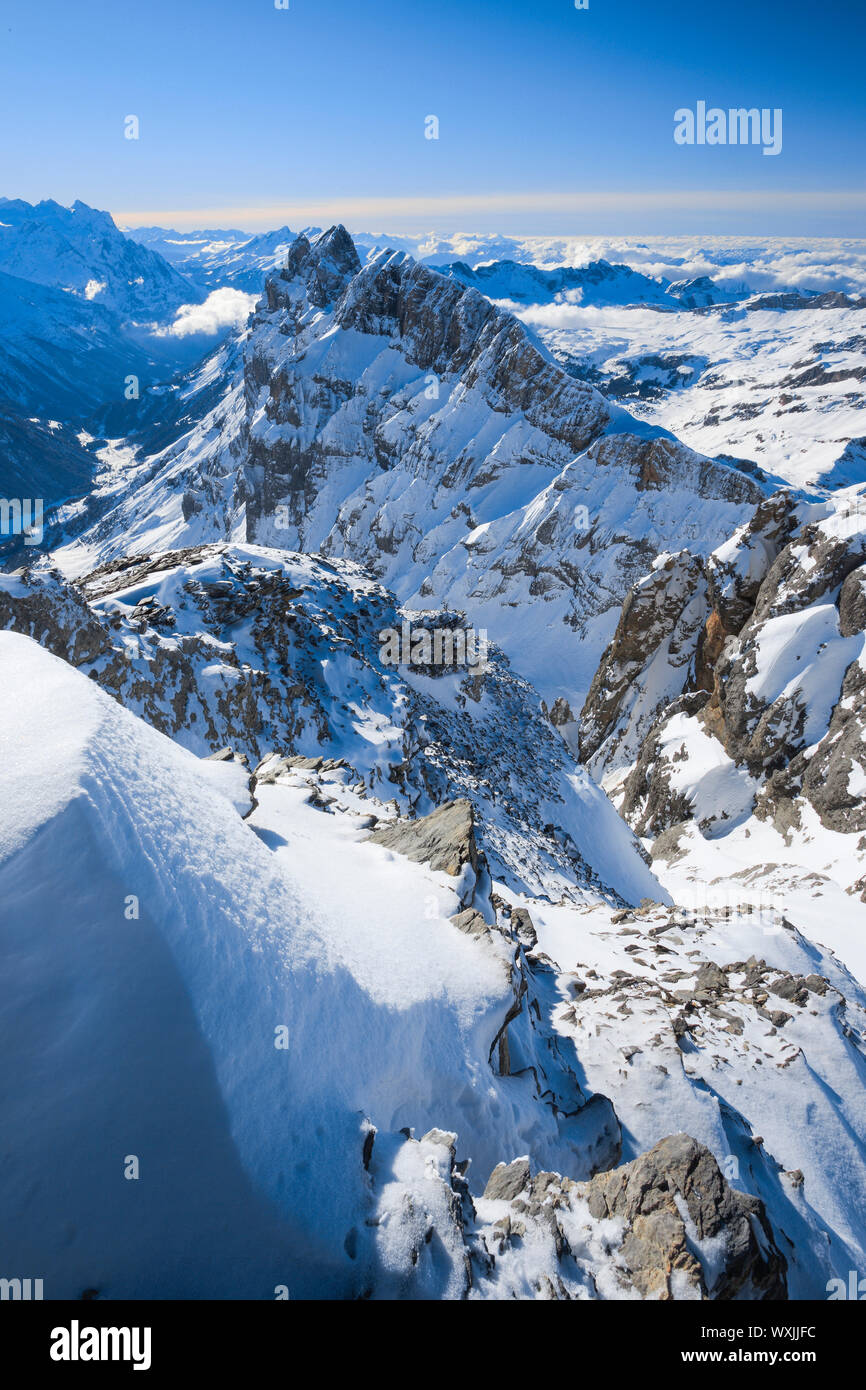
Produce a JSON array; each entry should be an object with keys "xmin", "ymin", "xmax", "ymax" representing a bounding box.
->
[{"xmin": 0, "ymin": 0, "xmax": 864, "ymax": 234}]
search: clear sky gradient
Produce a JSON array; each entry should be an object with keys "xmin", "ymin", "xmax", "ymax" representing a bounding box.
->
[{"xmin": 0, "ymin": 0, "xmax": 864, "ymax": 234}]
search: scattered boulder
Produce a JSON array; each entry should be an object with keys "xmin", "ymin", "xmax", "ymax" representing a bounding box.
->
[
  {"xmin": 694, "ymin": 962, "xmax": 727, "ymax": 994},
  {"xmin": 584, "ymin": 1133, "xmax": 787, "ymax": 1299},
  {"xmin": 368, "ymin": 798, "xmax": 480, "ymax": 878},
  {"xmin": 510, "ymin": 907, "xmax": 538, "ymax": 947},
  {"xmin": 770, "ymin": 975, "xmax": 809, "ymax": 1007},
  {"xmin": 451, "ymin": 907, "xmax": 488, "ymax": 939},
  {"xmin": 484, "ymin": 1158, "xmax": 531, "ymax": 1202}
]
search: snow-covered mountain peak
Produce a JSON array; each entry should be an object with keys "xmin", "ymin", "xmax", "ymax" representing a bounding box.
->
[
  {"xmin": 42, "ymin": 223, "xmax": 769, "ymax": 721},
  {"xmin": 273, "ymin": 223, "xmax": 362, "ymax": 309},
  {"xmin": 0, "ymin": 196, "xmax": 197, "ymax": 320}
]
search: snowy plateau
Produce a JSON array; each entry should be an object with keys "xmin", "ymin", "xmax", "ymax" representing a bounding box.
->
[{"xmin": 2, "ymin": 203, "xmax": 866, "ymax": 1301}]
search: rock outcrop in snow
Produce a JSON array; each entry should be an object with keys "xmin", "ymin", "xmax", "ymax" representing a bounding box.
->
[{"xmin": 589, "ymin": 496, "xmax": 866, "ymax": 854}]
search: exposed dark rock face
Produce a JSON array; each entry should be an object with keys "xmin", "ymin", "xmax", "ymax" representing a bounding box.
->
[
  {"xmin": 579, "ymin": 551, "xmax": 708, "ymax": 773},
  {"xmin": 788, "ymin": 644, "xmax": 866, "ymax": 836},
  {"xmin": 267, "ymin": 225, "xmax": 362, "ymax": 314},
  {"xmin": 0, "ymin": 566, "xmax": 112, "ymax": 667},
  {"xmin": 509, "ymin": 906, "xmax": 538, "ymax": 947},
  {"xmin": 707, "ymin": 519, "xmax": 866, "ymax": 828},
  {"xmin": 617, "ymin": 693, "xmax": 710, "ymax": 836},
  {"xmin": 704, "ymin": 491, "xmax": 805, "ymax": 635}
]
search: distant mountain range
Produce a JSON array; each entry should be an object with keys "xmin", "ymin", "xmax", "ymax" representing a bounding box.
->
[{"xmin": 0, "ymin": 197, "xmax": 197, "ymax": 317}]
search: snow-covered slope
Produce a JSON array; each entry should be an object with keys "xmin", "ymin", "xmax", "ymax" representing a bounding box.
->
[
  {"xmin": 23, "ymin": 332, "xmax": 249, "ymax": 563},
  {"xmin": 0, "ymin": 633, "xmax": 675, "ymax": 1298},
  {"xmin": 0, "ymin": 544, "xmax": 661, "ymax": 906},
  {"xmin": 502, "ymin": 296, "xmax": 866, "ymax": 491},
  {"xmin": 0, "ymin": 630, "xmax": 516, "ymax": 1298},
  {"xmin": 127, "ymin": 223, "xmax": 303, "ymax": 294},
  {"xmin": 578, "ymin": 487, "xmax": 866, "ymax": 992}
]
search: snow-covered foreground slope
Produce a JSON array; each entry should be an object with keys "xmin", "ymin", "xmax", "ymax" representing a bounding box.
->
[
  {"xmin": 0, "ymin": 632, "xmax": 581, "ymax": 1298},
  {"xmin": 3, "ymin": 632, "xmax": 865, "ymax": 1298},
  {"xmin": 0, "ymin": 634, "xmax": 512, "ymax": 1296}
]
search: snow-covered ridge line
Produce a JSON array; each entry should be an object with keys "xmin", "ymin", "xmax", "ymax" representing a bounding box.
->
[{"xmin": 0, "ymin": 542, "xmax": 662, "ymax": 907}]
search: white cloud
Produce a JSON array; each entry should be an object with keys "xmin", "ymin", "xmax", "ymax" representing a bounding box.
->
[
  {"xmin": 483, "ymin": 236, "xmax": 866, "ymax": 297},
  {"xmin": 369, "ymin": 233, "xmax": 866, "ymax": 298},
  {"xmin": 163, "ymin": 288, "xmax": 256, "ymax": 338}
]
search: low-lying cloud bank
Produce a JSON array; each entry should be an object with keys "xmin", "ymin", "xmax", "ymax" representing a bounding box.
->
[
  {"xmin": 160, "ymin": 287, "xmax": 257, "ymax": 338},
  {"xmin": 353, "ymin": 232, "xmax": 866, "ymax": 298}
]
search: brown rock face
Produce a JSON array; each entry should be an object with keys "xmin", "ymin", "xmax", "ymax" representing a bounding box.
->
[
  {"xmin": 584, "ymin": 1133, "xmax": 787, "ymax": 1299},
  {"xmin": 694, "ymin": 606, "xmax": 728, "ymax": 694},
  {"xmin": 368, "ymin": 798, "xmax": 480, "ymax": 878}
]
